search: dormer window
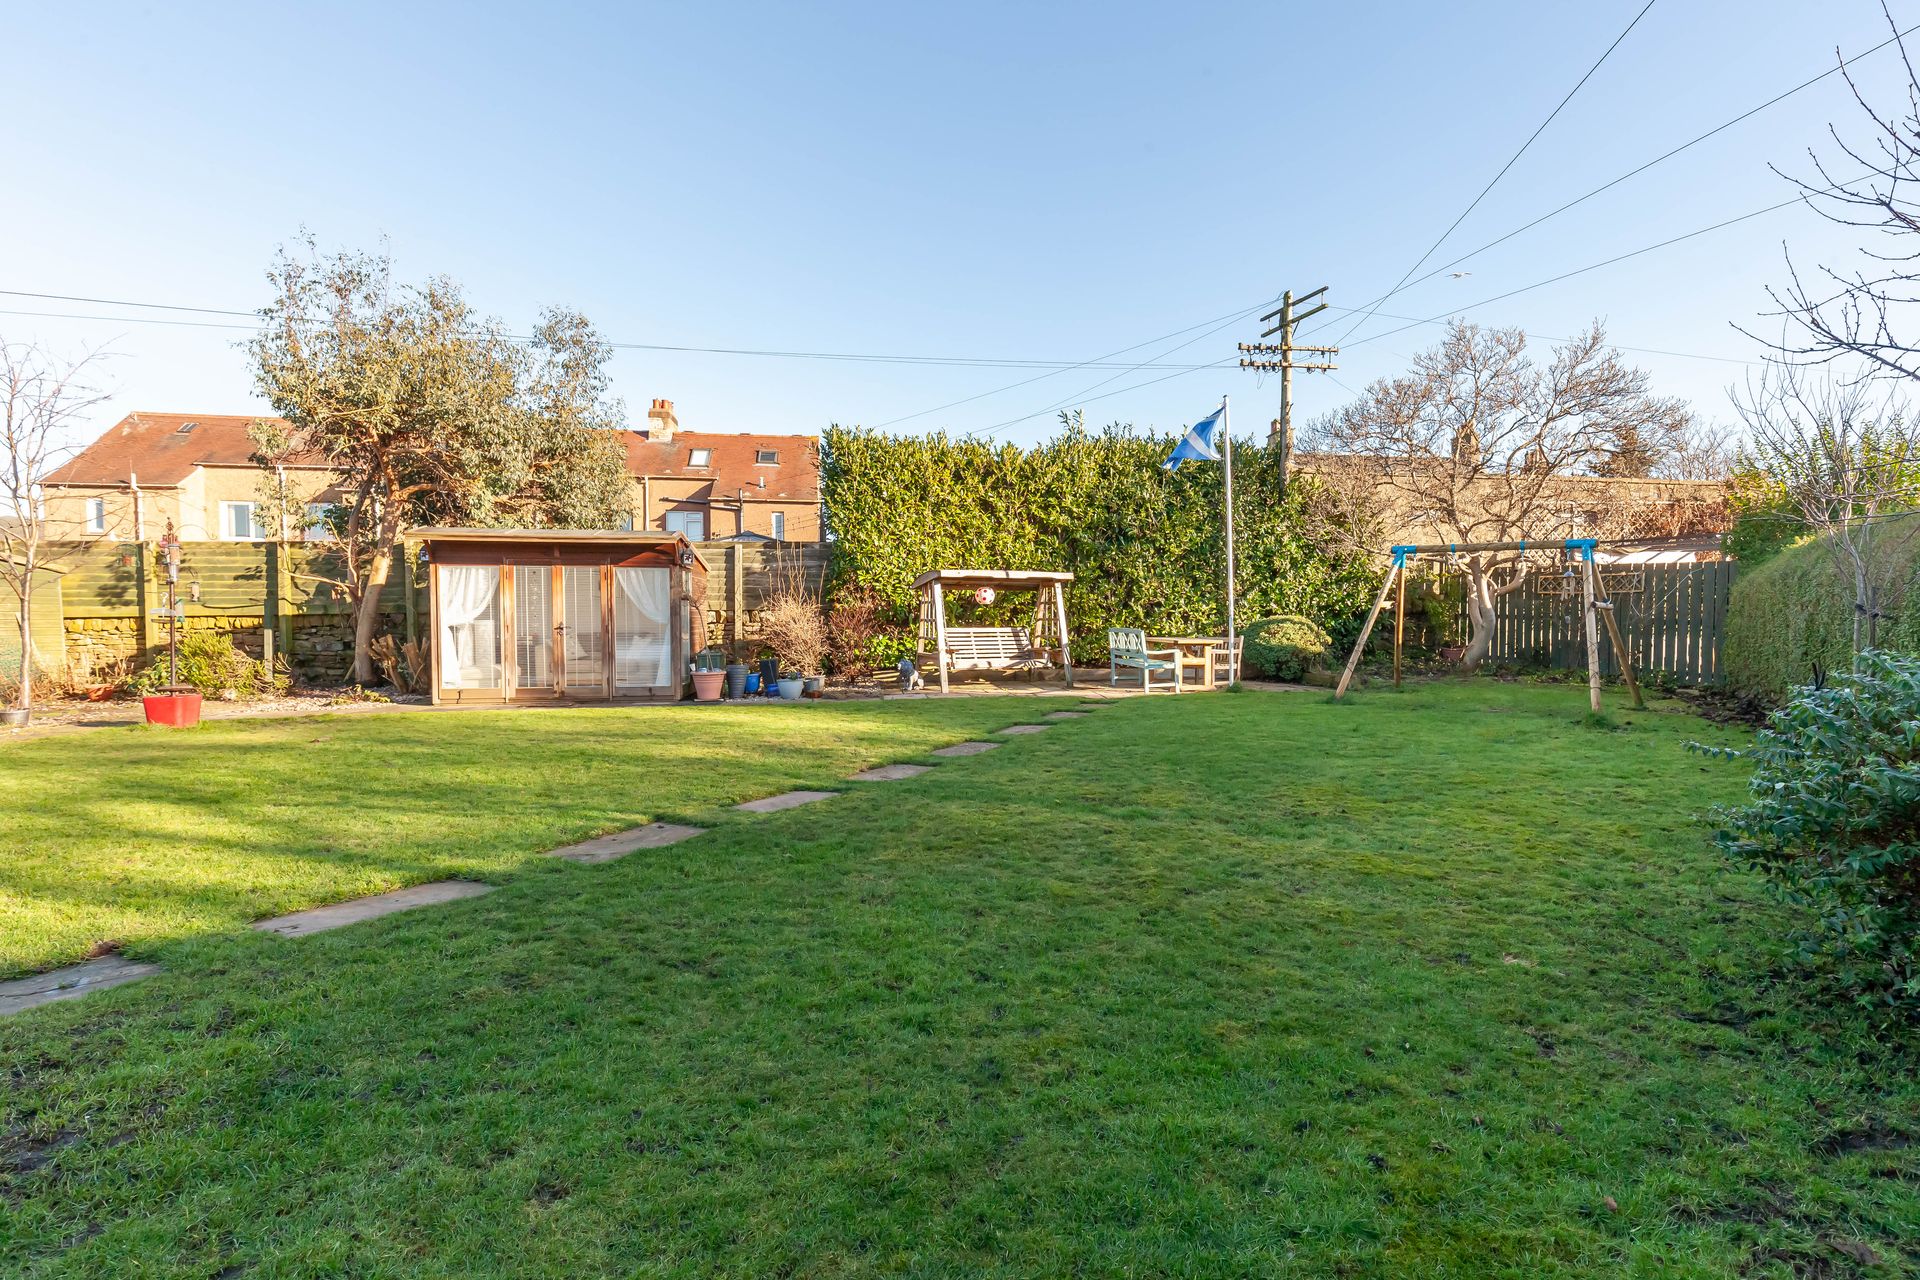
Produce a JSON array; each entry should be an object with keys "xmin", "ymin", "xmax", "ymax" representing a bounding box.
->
[
  {"xmin": 687, "ymin": 448, "xmax": 711, "ymax": 467},
  {"xmin": 755, "ymin": 449, "xmax": 779, "ymax": 465}
]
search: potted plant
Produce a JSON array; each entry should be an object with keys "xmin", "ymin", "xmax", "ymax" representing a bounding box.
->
[
  {"xmin": 801, "ymin": 674, "xmax": 824, "ymax": 695},
  {"xmin": 776, "ymin": 670, "xmax": 805, "ymax": 700},
  {"xmin": 691, "ymin": 648, "xmax": 726, "ymax": 701},
  {"xmin": 724, "ymin": 647, "xmax": 749, "ymax": 699}
]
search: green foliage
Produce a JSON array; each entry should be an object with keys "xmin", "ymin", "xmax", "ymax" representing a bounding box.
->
[
  {"xmin": 124, "ymin": 630, "xmax": 288, "ymax": 700},
  {"xmin": 1241, "ymin": 614, "xmax": 1331, "ymax": 682},
  {"xmin": 1721, "ymin": 463, "xmax": 1801, "ymax": 565},
  {"xmin": 1693, "ymin": 651, "xmax": 1920, "ymax": 1016},
  {"xmin": 1724, "ymin": 523, "xmax": 1920, "ymax": 701},
  {"xmin": 820, "ymin": 418, "xmax": 1379, "ymax": 661}
]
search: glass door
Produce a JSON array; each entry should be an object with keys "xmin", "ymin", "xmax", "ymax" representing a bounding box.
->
[
  {"xmin": 512, "ymin": 565, "xmax": 553, "ymax": 692},
  {"xmin": 560, "ymin": 566, "xmax": 606, "ymax": 695},
  {"xmin": 437, "ymin": 565, "xmax": 503, "ymax": 696},
  {"xmin": 613, "ymin": 566, "xmax": 673, "ymax": 693}
]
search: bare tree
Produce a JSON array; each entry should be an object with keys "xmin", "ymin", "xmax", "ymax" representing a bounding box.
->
[
  {"xmin": 1734, "ymin": 361, "xmax": 1920, "ymax": 651},
  {"xmin": 1756, "ymin": 6, "xmax": 1920, "ymax": 382},
  {"xmin": 0, "ymin": 339, "xmax": 112, "ymax": 713},
  {"xmin": 1306, "ymin": 319, "xmax": 1693, "ymax": 668}
]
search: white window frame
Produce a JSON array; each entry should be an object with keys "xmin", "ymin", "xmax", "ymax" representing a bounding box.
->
[
  {"xmin": 664, "ymin": 510, "xmax": 706, "ymax": 541},
  {"xmin": 221, "ymin": 500, "xmax": 266, "ymax": 541},
  {"xmin": 755, "ymin": 449, "xmax": 779, "ymax": 465},
  {"xmin": 85, "ymin": 497, "xmax": 106, "ymax": 533},
  {"xmin": 770, "ymin": 512, "xmax": 786, "ymax": 541},
  {"xmin": 303, "ymin": 503, "xmax": 334, "ymax": 541},
  {"xmin": 687, "ymin": 448, "xmax": 711, "ymax": 467}
]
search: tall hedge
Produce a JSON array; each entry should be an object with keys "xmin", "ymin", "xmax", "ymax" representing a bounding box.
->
[
  {"xmin": 820, "ymin": 421, "xmax": 1379, "ymax": 662},
  {"xmin": 1724, "ymin": 525, "xmax": 1920, "ymax": 700}
]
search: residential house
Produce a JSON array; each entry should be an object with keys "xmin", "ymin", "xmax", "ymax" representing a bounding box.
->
[{"xmin": 41, "ymin": 403, "xmax": 822, "ymax": 543}]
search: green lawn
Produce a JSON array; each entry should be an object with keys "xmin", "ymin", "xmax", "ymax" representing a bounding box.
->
[{"xmin": 2, "ymin": 684, "xmax": 1916, "ymax": 1277}]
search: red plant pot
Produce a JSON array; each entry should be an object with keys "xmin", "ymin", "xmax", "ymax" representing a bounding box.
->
[
  {"xmin": 691, "ymin": 671, "xmax": 726, "ymax": 702},
  {"xmin": 143, "ymin": 692, "xmax": 203, "ymax": 727}
]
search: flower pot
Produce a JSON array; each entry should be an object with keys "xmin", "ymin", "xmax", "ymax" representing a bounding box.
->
[
  {"xmin": 776, "ymin": 677, "xmax": 804, "ymax": 700},
  {"xmin": 83, "ymin": 684, "xmax": 116, "ymax": 703},
  {"xmin": 1439, "ymin": 645, "xmax": 1467, "ymax": 664},
  {"xmin": 692, "ymin": 670, "xmax": 726, "ymax": 702},
  {"xmin": 801, "ymin": 675, "xmax": 824, "ymax": 695},
  {"xmin": 759, "ymin": 658, "xmax": 779, "ymax": 695},
  {"xmin": 0, "ymin": 708, "xmax": 29, "ymax": 728},
  {"xmin": 725, "ymin": 663, "xmax": 749, "ymax": 699},
  {"xmin": 744, "ymin": 672, "xmax": 761, "ymax": 696},
  {"xmin": 143, "ymin": 692, "xmax": 202, "ymax": 727}
]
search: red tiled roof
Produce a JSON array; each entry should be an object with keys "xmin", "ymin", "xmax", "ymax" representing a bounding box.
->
[
  {"xmin": 622, "ymin": 431, "xmax": 819, "ymax": 502},
  {"xmin": 44, "ymin": 412, "xmax": 312, "ymax": 487},
  {"xmin": 46, "ymin": 412, "xmax": 821, "ymax": 501}
]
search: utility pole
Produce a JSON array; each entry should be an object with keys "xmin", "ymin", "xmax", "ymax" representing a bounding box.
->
[{"xmin": 1239, "ymin": 285, "xmax": 1338, "ymax": 492}]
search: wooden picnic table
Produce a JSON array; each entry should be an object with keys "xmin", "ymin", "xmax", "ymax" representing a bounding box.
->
[{"xmin": 1149, "ymin": 636, "xmax": 1222, "ymax": 690}]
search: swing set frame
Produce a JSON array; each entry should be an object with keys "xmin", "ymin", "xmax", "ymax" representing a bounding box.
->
[{"xmin": 1333, "ymin": 538, "xmax": 1645, "ymax": 712}]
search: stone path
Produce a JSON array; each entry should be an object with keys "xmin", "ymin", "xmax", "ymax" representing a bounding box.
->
[
  {"xmin": 996, "ymin": 724, "xmax": 1051, "ymax": 735},
  {"xmin": 1045, "ymin": 711, "xmax": 1089, "ymax": 720},
  {"xmin": 0, "ymin": 956, "xmax": 160, "ymax": 1018},
  {"xmin": 253, "ymin": 881, "xmax": 494, "ymax": 939},
  {"xmin": 931, "ymin": 741, "xmax": 1001, "ymax": 757},
  {"xmin": 735, "ymin": 789, "xmax": 839, "ymax": 813},
  {"xmin": 848, "ymin": 764, "xmax": 932, "ymax": 781},
  {"xmin": 548, "ymin": 822, "xmax": 707, "ymax": 864}
]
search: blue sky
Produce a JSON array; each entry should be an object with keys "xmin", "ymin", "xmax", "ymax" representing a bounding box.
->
[{"xmin": 6, "ymin": 1, "xmax": 1914, "ymax": 452}]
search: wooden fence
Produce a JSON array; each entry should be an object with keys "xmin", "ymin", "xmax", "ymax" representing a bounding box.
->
[{"xmin": 1487, "ymin": 560, "xmax": 1736, "ymax": 683}]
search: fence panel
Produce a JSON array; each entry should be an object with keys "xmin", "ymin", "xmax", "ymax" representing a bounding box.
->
[{"xmin": 1484, "ymin": 560, "xmax": 1734, "ymax": 684}]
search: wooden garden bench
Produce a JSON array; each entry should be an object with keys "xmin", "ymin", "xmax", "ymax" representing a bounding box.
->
[
  {"xmin": 1108, "ymin": 628, "xmax": 1179, "ymax": 692},
  {"xmin": 941, "ymin": 626, "xmax": 1052, "ymax": 673}
]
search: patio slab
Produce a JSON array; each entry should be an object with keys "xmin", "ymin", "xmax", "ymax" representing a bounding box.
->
[
  {"xmin": 996, "ymin": 724, "xmax": 1052, "ymax": 735},
  {"xmin": 735, "ymin": 790, "xmax": 839, "ymax": 813},
  {"xmin": 931, "ymin": 741, "xmax": 1001, "ymax": 757},
  {"xmin": 253, "ymin": 881, "xmax": 494, "ymax": 939},
  {"xmin": 1044, "ymin": 711, "xmax": 1090, "ymax": 720},
  {"xmin": 0, "ymin": 956, "xmax": 161, "ymax": 1018},
  {"xmin": 548, "ymin": 822, "xmax": 708, "ymax": 864},
  {"xmin": 848, "ymin": 764, "xmax": 933, "ymax": 782}
]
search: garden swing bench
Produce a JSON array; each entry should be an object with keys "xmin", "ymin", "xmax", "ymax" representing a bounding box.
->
[{"xmin": 912, "ymin": 569, "xmax": 1076, "ymax": 694}]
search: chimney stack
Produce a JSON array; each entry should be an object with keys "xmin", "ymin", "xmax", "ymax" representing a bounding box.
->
[{"xmin": 646, "ymin": 398, "xmax": 678, "ymax": 441}]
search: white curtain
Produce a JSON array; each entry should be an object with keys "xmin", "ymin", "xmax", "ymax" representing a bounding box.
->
[
  {"xmin": 438, "ymin": 565, "xmax": 500, "ymax": 688},
  {"xmin": 613, "ymin": 567, "xmax": 673, "ymax": 688}
]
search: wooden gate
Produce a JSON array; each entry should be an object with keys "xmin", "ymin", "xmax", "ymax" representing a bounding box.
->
[{"xmin": 1489, "ymin": 560, "xmax": 1735, "ymax": 683}]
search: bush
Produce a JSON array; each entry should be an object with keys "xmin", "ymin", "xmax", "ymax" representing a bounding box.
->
[
  {"xmin": 1693, "ymin": 650, "xmax": 1920, "ymax": 1017},
  {"xmin": 125, "ymin": 631, "xmax": 287, "ymax": 700},
  {"xmin": 1241, "ymin": 615, "xmax": 1331, "ymax": 682},
  {"xmin": 758, "ymin": 594, "xmax": 827, "ymax": 677}
]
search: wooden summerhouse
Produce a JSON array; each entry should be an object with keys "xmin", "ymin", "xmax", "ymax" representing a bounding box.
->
[
  {"xmin": 419, "ymin": 529, "xmax": 708, "ymax": 705},
  {"xmin": 912, "ymin": 568, "xmax": 1075, "ymax": 693}
]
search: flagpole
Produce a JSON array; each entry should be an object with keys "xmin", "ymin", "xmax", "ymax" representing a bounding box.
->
[{"xmin": 1221, "ymin": 395, "xmax": 1237, "ymax": 684}]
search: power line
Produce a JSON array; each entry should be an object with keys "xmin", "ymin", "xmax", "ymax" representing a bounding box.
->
[
  {"xmin": 1313, "ymin": 18, "xmax": 1920, "ymax": 343},
  {"xmin": 1317, "ymin": 305, "xmax": 1759, "ymax": 366},
  {"xmin": 1330, "ymin": 0, "xmax": 1660, "ymax": 348}
]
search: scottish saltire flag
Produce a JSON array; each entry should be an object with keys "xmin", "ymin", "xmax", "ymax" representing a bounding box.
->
[{"xmin": 1164, "ymin": 405, "xmax": 1224, "ymax": 471}]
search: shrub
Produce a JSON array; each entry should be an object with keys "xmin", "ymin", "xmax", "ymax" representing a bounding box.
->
[
  {"xmin": 125, "ymin": 631, "xmax": 287, "ymax": 700},
  {"xmin": 1241, "ymin": 615, "xmax": 1331, "ymax": 682},
  {"xmin": 1693, "ymin": 650, "xmax": 1920, "ymax": 1017},
  {"xmin": 759, "ymin": 594, "xmax": 827, "ymax": 676},
  {"xmin": 825, "ymin": 583, "xmax": 886, "ymax": 685}
]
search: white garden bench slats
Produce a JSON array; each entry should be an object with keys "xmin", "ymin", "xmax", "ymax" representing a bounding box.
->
[
  {"xmin": 943, "ymin": 626, "xmax": 1051, "ymax": 672},
  {"xmin": 1108, "ymin": 628, "xmax": 1180, "ymax": 692}
]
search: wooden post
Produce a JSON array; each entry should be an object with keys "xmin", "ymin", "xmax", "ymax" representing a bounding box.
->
[
  {"xmin": 275, "ymin": 541, "xmax": 295, "ymax": 661},
  {"xmin": 1052, "ymin": 581, "xmax": 1073, "ymax": 688},
  {"xmin": 402, "ymin": 546, "xmax": 419, "ymax": 645},
  {"xmin": 729, "ymin": 545, "xmax": 745, "ymax": 651},
  {"xmin": 135, "ymin": 540, "xmax": 159, "ymax": 662},
  {"xmin": 1335, "ymin": 562, "xmax": 1398, "ymax": 700},
  {"xmin": 1393, "ymin": 565, "xmax": 1406, "ymax": 689},
  {"xmin": 1580, "ymin": 553, "xmax": 1603, "ymax": 714},
  {"xmin": 1590, "ymin": 560, "xmax": 1644, "ymax": 709},
  {"xmin": 931, "ymin": 581, "xmax": 950, "ymax": 694}
]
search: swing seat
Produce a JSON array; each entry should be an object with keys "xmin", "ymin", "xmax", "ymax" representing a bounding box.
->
[{"xmin": 939, "ymin": 626, "xmax": 1052, "ymax": 672}]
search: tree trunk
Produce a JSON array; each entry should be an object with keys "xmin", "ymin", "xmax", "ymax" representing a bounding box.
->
[
  {"xmin": 1460, "ymin": 560, "xmax": 1499, "ymax": 671},
  {"xmin": 13, "ymin": 580, "xmax": 32, "ymax": 710},
  {"xmin": 352, "ymin": 546, "xmax": 391, "ymax": 686}
]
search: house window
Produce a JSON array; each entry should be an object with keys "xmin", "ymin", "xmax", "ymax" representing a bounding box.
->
[
  {"xmin": 770, "ymin": 512, "xmax": 786, "ymax": 541},
  {"xmin": 664, "ymin": 510, "xmax": 705, "ymax": 541},
  {"xmin": 221, "ymin": 501, "xmax": 265, "ymax": 540},
  {"xmin": 618, "ymin": 513, "xmax": 636, "ymax": 532},
  {"xmin": 85, "ymin": 497, "xmax": 106, "ymax": 533},
  {"xmin": 755, "ymin": 449, "xmax": 779, "ymax": 465},
  {"xmin": 304, "ymin": 503, "xmax": 335, "ymax": 540},
  {"xmin": 687, "ymin": 448, "xmax": 711, "ymax": 467}
]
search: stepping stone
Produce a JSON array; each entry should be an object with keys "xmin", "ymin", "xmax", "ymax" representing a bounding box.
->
[
  {"xmin": 253, "ymin": 881, "xmax": 493, "ymax": 938},
  {"xmin": 931, "ymin": 741, "xmax": 1000, "ymax": 757},
  {"xmin": 735, "ymin": 790, "xmax": 839, "ymax": 813},
  {"xmin": 996, "ymin": 724, "xmax": 1051, "ymax": 735},
  {"xmin": 0, "ymin": 956, "xmax": 160, "ymax": 1018},
  {"xmin": 1044, "ymin": 711, "xmax": 1089, "ymax": 719},
  {"xmin": 549, "ymin": 822, "xmax": 707, "ymax": 864},
  {"xmin": 848, "ymin": 763, "xmax": 933, "ymax": 781}
]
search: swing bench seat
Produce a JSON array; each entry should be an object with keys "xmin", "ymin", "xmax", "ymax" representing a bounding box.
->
[{"xmin": 939, "ymin": 626, "xmax": 1053, "ymax": 672}]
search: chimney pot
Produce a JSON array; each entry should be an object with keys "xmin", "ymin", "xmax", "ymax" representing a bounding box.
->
[{"xmin": 646, "ymin": 398, "xmax": 678, "ymax": 441}]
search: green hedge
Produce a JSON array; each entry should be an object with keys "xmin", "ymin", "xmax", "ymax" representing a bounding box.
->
[
  {"xmin": 1242, "ymin": 615, "xmax": 1331, "ymax": 682},
  {"xmin": 1724, "ymin": 524, "xmax": 1920, "ymax": 701},
  {"xmin": 821, "ymin": 422, "xmax": 1379, "ymax": 663}
]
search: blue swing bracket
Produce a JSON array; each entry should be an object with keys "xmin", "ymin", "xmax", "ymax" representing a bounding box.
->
[
  {"xmin": 1390, "ymin": 545, "xmax": 1417, "ymax": 569},
  {"xmin": 1564, "ymin": 537, "xmax": 1597, "ymax": 562}
]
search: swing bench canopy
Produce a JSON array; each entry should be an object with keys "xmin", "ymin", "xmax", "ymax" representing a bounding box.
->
[{"xmin": 910, "ymin": 569, "xmax": 1076, "ymax": 694}]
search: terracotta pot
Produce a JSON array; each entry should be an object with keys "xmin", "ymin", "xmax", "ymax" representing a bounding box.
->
[
  {"xmin": 143, "ymin": 693, "xmax": 203, "ymax": 727},
  {"xmin": 83, "ymin": 684, "xmax": 117, "ymax": 703},
  {"xmin": 691, "ymin": 671, "xmax": 726, "ymax": 702},
  {"xmin": 1439, "ymin": 645, "xmax": 1467, "ymax": 664}
]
